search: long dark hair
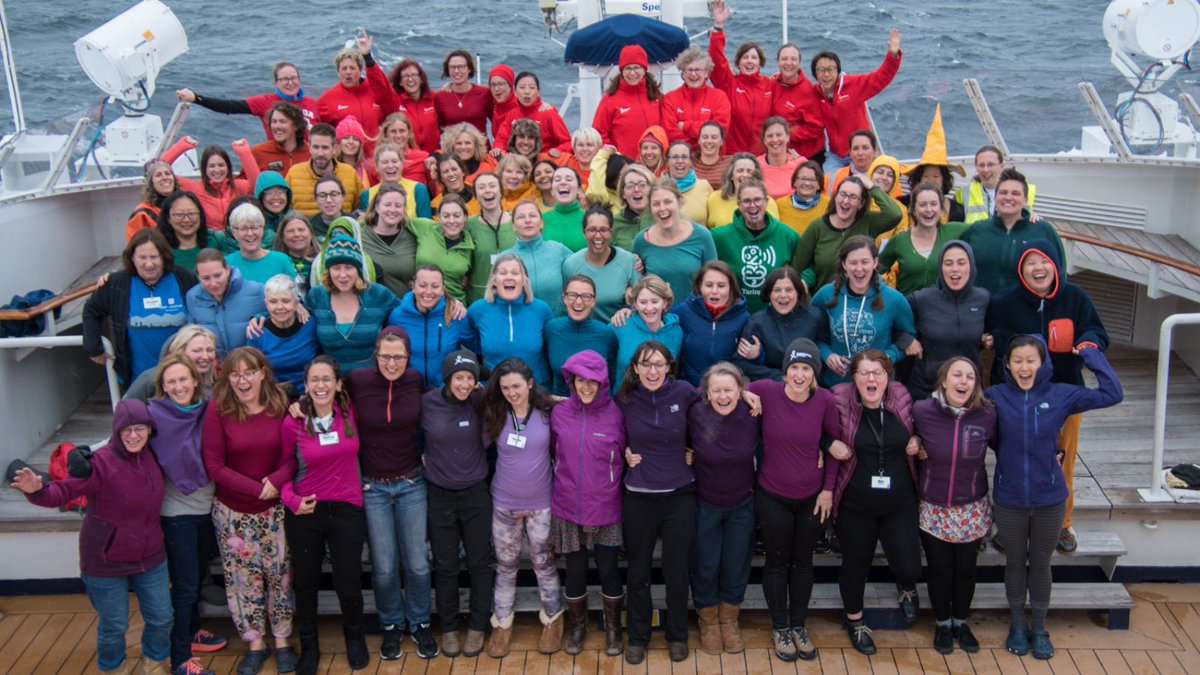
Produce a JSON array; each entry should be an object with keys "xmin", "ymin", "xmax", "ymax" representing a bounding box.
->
[
  {"xmin": 156, "ymin": 190, "xmax": 209, "ymax": 249},
  {"xmin": 825, "ymin": 235, "xmax": 884, "ymax": 311},
  {"xmin": 199, "ymin": 145, "xmax": 234, "ymax": 196},
  {"xmin": 604, "ymin": 69, "xmax": 662, "ymax": 100},
  {"xmin": 825, "ymin": 175, "xmax": 870, "ymax": 223},
  {"xmin": 482, "ymin": 358, "xmax": 554, "ymax": 442},
  {"xmin": 617, "ymin": 341, "xmax": 677, "ymax": 403},
  {"xmin": 299, "ymin": 355, "xmax": 356, "ymax": 438}
]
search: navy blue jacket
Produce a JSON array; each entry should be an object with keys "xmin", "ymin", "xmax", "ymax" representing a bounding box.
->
[{"xmin": 671, "ymin": 294, "xmax": 750, "ymax": 386}]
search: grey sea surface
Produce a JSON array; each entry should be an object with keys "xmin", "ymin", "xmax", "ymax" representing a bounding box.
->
[{"xmin": 3, "ymin": 0, "xmax": 1197, "ymax": 160}]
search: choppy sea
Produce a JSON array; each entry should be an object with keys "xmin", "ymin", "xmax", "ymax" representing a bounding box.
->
[{"xmin": 4, "ymin": 0, "xmax": 1199, "ymax": 160}]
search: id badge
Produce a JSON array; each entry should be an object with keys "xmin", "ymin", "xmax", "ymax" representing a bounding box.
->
[
  {"xmin": 318, "ymin": 431, "xmax": 339, "ymax": 446},
  {"xmin": 871, "ymin": 475, "xmax": 891, "ymax": 490},
  {"xmin": 507, "ymin": 433, "xmax": 527, "ymax": 448},
  {"xmin": 142, "ymin": 296, "xmax": 163, "ymax": 310}
]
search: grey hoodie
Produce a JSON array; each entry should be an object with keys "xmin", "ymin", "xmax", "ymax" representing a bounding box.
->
[{"xmin": 904, "ymin": 240, "xmax": 991, "ymax": 399}]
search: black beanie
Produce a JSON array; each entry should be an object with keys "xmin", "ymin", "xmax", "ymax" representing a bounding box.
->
[
  {"xmin": 442, "ymin": 348, "xmax": 480, "ymax": 382},
  {"xmin": 783, "ymin": 338, "xmax": 822, "ymax": 378}
]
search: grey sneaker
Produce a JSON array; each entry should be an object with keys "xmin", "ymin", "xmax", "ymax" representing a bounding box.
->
[
  {"xmin": 772, "ymin": 628, "xmax": 798, "ymax": 662},
  {"xmin": 791, "ymin": 625, "xmax": 817, "ymax": 660}
]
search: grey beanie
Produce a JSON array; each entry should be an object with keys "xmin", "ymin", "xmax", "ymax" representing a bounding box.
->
[{"xmin": 783, "ymin": 338, "xmax": 822, "ymax": 377}]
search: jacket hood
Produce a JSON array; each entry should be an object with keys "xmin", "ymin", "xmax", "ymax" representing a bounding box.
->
[
  {"xmin": 1001, "ymin": 333, "xmax": 1055, "ymax": 390},
  {"xmin": 867, "ymin": 155, "xmax": 904, "ymax": 198},
  {"xmin": 111, "ymin": 399, "xmax": 155, "ymax": 457},
  {"xmin": 254, "ymin": 171, "xmax": 292, "ymax": 204},
  {"xmin": 639, "ymin": 125, "xmax": 669, "ymax": 151},
  {"xmin": 1016, "ymin": 238, "xmax": 1061, "ymax": 300},
  {"xmin": 935, "ymin": 239, "xmax": 978, "ymax": 296},
  {"xmin": 561, "ymin": 350, "xmax": 612, "ymax": 407}
]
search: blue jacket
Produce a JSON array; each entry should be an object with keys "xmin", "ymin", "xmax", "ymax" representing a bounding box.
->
[
  {"xmin": 985, "ymin": 340, "xmax": 1122, "ymax": 509},
  {"xmin": 247, "ymin": 319, "xmax": 318, "ymax": 394},
  {"xmin": 812, "ymin": 279, "xmax": 915, "ymax": 386},
  {"xmin": 387, "ymin": 292, "xmax": 472, "ymax": 388},
  {"xmin": 671, "ymin": 294, "xmax": 750, "ymax": 386},
  {"xmin": 186, "ymin": 268, "xmax": 265, "ymax": 356},
  {"xmin": 613, "ymin": 311, "xmax": 683, "ymax": 387},
  {"xmin": 502, "ymin": 236, "xmax": 572, "ymax": 315},
  {"xmin": 465, "ymin": 295, "xmax": 554, "ymax": 388},
  {"xmin": 545, "ymin": 316, "xmax": 617, "ymax": 396},
  {"xmin": 306, "ymin": 282, "xmax": 400, "ymax": 371}
]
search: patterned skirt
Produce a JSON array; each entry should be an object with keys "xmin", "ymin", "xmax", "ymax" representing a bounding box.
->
[
  {"xmin": 549, "ymin": 515, "xmax": 622, "ymax": 554},
  {"xmin": 919, "ymin": 496, "xmax": 992, "ymax": 543}
]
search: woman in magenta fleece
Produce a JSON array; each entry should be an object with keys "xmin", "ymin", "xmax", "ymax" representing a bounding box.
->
[{"xmin": 278, "ymin": 355, "xmax": 369, "ymax": 672}]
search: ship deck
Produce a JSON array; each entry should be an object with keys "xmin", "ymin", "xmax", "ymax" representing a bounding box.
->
[{"xmin": 0, "ymin": 584, "xmax": 1197, "ymax": 674}]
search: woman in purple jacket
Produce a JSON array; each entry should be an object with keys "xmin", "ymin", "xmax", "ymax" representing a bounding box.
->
[
  {"xmin": 688, "ymin": 362, "xmax": 760, "ymax": 657},
  {"xmin": 912, "ymin": 356, "xmax": 997, "ymax": 655},
  {"xmin": 12, "ymin": 400, "xmax": 174, "ymax": 675},
  {"xmin": 550, "ymin": 350, "xmax": 626, "ymax": 656}
]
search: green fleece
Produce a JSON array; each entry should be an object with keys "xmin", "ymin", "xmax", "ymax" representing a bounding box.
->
[
  {"xmin": 878, "ymin": 222, "xmax": 969, "ymax": 295},
  {"xmin": 409, "ymin": 217, "xmax": 475, "ymax": 302},
  {"xmin": 790, "ymin": 186, "xmax": 902, "ymax": 289},
  {"xmin": 542, "ymin": 202, "xmax": 587, "ymax": 252},
  {"xmin": 711, "ymin": 211, "xmax": 800, "ymax": 313},
  {"xmin": 465, "ymin": 216, "xmax": 517, "ymax": 303},
  {"xmin": 612, "ymin": 208, "xmax": 652, "ymax": 252},
  {"xmin": 960, "ymin": 212, "xmax": 1066, "ymax": 294}
]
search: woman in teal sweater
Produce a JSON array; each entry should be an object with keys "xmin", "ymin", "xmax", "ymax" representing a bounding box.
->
[
  {"xmin": 306, "ymin": 233, "xmax": 401, "ymax": 371},
  {"xmin": 501, "ymin": 200, "xmax": 572, "ymax": 315},
  {"xmin": 790, "ymin": 175, "xmax": 902, "ymax": 290},
  {"xmin": 811, "ymin": 235, "xmax": 915, "ymax": 387},
  {"xmin": 878, "ymin": 183, "xmax": 967, "ymax": 295}
]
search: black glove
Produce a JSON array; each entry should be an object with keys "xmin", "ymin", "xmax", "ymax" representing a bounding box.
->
[
  {"xmin": 5, "ymin": 459, "xmax": 52, "ymax": 484},
  {"xmin": 66, "ymin": 446, "xmax": 94, "ymax": 479}
]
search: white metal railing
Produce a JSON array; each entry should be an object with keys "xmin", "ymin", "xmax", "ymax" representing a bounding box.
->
[
  {"xmin": 1138, "ymin": 313, "xmax": 1200, "ymax": 503},
  {"xmin": 0, "ymin": 335, "xmax": 120, "ymax": 412}
]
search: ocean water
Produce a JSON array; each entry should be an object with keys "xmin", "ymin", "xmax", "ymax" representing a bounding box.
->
[{"xmin": 3, "ymin": 0, "xmax": 1198, "ymax": 160}]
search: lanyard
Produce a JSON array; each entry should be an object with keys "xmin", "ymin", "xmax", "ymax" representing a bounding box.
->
[
  {"xmin": 509, "ymin": 407, "xmax": 533, "ymax": 433},
  {"xmin": 864, "ymin": 407, "xmax": 886, "ymax": 476}
]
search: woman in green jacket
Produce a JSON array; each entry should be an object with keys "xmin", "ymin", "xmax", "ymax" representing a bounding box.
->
[
  {"xmin": 408, "ymin": 194, "xmax": 475, "ymax": 302},
  {"xmin": 790, "ymin": 175, "xmax": 901, "ymax": 290}
]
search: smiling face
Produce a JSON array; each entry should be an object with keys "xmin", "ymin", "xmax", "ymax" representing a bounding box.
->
[
  {"xmin": 941, "ymin": 247, "xmax": 971, "ymax": 291},
  {"xmin": 150, "ymin": 165, "xmax": 175, "ymax": 196},
  {"xmin": 132, "ymin": 241, "xmax": 164, "ymax": 285},
  {"xmin": 474, "ymin": 174, "xmax": 501, "ymax": 208},
  {"xmin": 281, "ymin": 218, "xmax": 313, "ymax": 256},
  {"xmin": 447, "ymin": 55, "xmax": 471, "ymax": 85},
  {"xmin": 698, "ymin": 125, "xmax": 724, "ymax": 156},
  {"xmin": 763, "ymin": 122, "xmax": 789, "ymax": 156},
  {"xmin": 769, "ymin": 277, "xmax": 798, "ymax": 314},
  {"xmin": 573, "ymin": 136, "xmax": 599, "ymax": 164},
  {"xmin": 583, "ymin": 213, "xmax": 613, "ymax": 255},
  {"xmin": 232, "ymin": 218, "xmax": 265, "ymax": 253},
  {"xmin": 439, "ymin": 202, "xmax": 467, "ymax": 239},
  {"xmin": 639, "ymin": 140, "xmax": 663, "ymax": 169},
  {"xmin": 667, "ymin": 145, "xmax": 693, "ymax": 179},
  {"xmin": 386, "ymin": 119, "xmax": 411, "ymax": 147},
  {"xmin": 649, "ymin": 186, "xmax": 680, "ymax": 224},
  {"xmin": 635, "ymin": 348, "xmax": 670, "ymax": 391},
  {"xmin": 227, "ymin": 361, "xmax": 264, "ymax": 407},
  {"xmin": 975, "ymin": 149, "xmax": 1003, "ymax": 188},
  {"xmin": 622, "ymin": 174, "xmax": 651, "ymax": 212},
  {"xmin": 161, "ymin": 363, "xmax": 198, "ymax": 407},
  {"xmin": 700, "ymin": 269, "xmax": 731, "ymax": 306},
  {"xmin": 339, "ymin": 135, "xmax": 362, "ymax": 158},
  {"xmin": 1007, "ymin": 345, "xmax": 1042, "ymax": 391},
  {"xmin": 265, "ymin": 291, "xmax": 297, "ymax": 327},
  {"xmin": 376, "ymin": 191, "xmax": 407, "ymax": 228},
  {"xmin": 995, "ymin": 179, "xmax": 1027, "ymax": 219},
  {"xmin": 195, "ymin": 261, "xmax": 229, "ymax": 302},
  {"xmin": 515, "ymin": 76, "xmax": 539, "ymax": 106},
  {"xmin": 634, "ymin": 287, "xmax": 665, "ymax": 323},
  {"xmin": 785, "ymin": 362, "xmax": 815, "ymax": 394},
  {"xmin": 706, "ymin": 372, "xmax": 741, "ymax": 416},
  {"xmin": 842, "ymin": 245, "xmax": 877, "ymax": 294},
  {"xmin": 375, "ymin": 339, "xmax": 409, "ymax": 381},
  {"xmin": 489, "ymin": 75, "xmax": 512, "ymax": 102},
  {"xmin": 499, "ymin": 371, "xmax": 532, "ymax": 411},
  {"xmin": 730, "ymin": 158, "xmax": 757, "ymax": 189},
  {"xmin": 918, "ymin": 165, "xmax": 945, "ymax": 190},
  {"xmin": 1021, "ymin": 250, "xmax": 1055, "ymax": 296},
  {"xmin": 338, "ymin": 56, "xmax": 361, "ymax": 87},
  {"xmin": 682, "ymin": 61, "xmax": 707, "ymax": 88},
  {"xmin": 853, "ymin": 358, "xmax": 889, "ymax": 407},
  {"xmin": 439, "ymin": 158, "xmax": 465, "ymax": 191},
  {"xmin": 183, "ymin": 336, "xmax": 217, "ymax": 375},
  {"xmin": 621, "ymin": 64, "xmax": 645, "ymax": 86},
  {"xmin": 833, "ymin": 182, "xmax": 864, "ymax": 220},
  {"xmin": 737, "ymin": 185, "xmax": 768, "ymax": 228},
  {"xmin": 119, "ymin": 423, "xmax": 150, "ymax": 454},
  {"xmin": 205, "ymin": 154, "xmax": 229, "ymax": 185},
  {"xmin": 309, "ymin": 133, "xmax": 335, "ymax": 173},
  {"xmin": 849, "ymin": 136, "xmax": 876, "ymax": 172},
  {"xmin": 512, "ymin": 203, "xmax": 543, "ymax": 240},
  {"xmin": 737, "ymin": 48, "xmax": 761, "ymax": 75},
  {"xmin": 492, "ymin": 259, "xmax": 525, "ymax": 301},
  {"xmin": 453, "ymin": 132, "xmax": 476, "ymax": 160},
  {"xmin": 412, "ymin": 268, "xmax": 445, "ymax": 312},
  {"xmin": 563, "ymin": 279, "xmax": 596, "ymax": 321},
  {"xmin": 574, "ymin": 376, "xmax": 600, "ymax": 404},
  {"xmin": 400, "ymin": 65, "xmax": 423, "ymax": 97},
  {"xmin": 305, "ymin": 362, "xmax": 342, "ymax": 413},
  {"xmin": 941, "ymin": 359, "xmax": 977, "ymax": 408},
  {"xmin": 814, "ymin": 56, "xmax": 839, "ymax": 90},
  {"xmin": 275, "ymin": 64, "xmax": 301, "ymax": 97},
  {"xmin": 913, "ymin": 189, "xmax": 942, "ymax": 227},
  {"xmin": 500, "ymin": 164, "xmax": 527, "ymax": 191},
  {"xmin": 514, "ymin": 134, "xmax": 538, "ymax": 158},
  {"xmin": 777, "ymin": 45, "xmax": 802, "ymax": 81},
  {"xmin": 551, "ymin": 168, "xmax": 579, "ymax": 205},
  {"xmin": 793, "ymin": 166, "xmax": 820, "ymax": 199},
  {"xmin": 329, "ymin": 263, "xmax": 360, "ymax": 293},
  {"xmin": 315, "ymin": 181, "xmax": 344, "ymax": 217},
  {"xmin": 375, "ymin": 149, "xmax": 403, "ymax": 183},
  {"xmin": 870, "ymin": 165, "xmax": 895, "ymax": 194},
  {"xmin": 449, "ymin": 370, "xmax": 476, "ymax": 400},
  {"xmin": 533, "ymin": 162, "xmax": 555, "ymax": 192}
]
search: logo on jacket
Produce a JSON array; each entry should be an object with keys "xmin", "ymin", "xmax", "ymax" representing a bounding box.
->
[
  {"xmin": 337, "ymin": 104, "xmax": 350, "ymax": 111},
  {"xmin": 740, "ymin": 245, "xmax": 776, "ymax": 292},
  {"xmin": 669, "ymin": 404, "xmax": 679, "ymax": 413},
  {"xmin": 618, "ymin": 107, "xmax": 632, "ymax": 114},
  {"xmin": 700, "ymin": 107, "xmax": 712, "ymax": 113},
  {"xmin": 1039, "ymin": 402, "xmax": 1050, "ymax": 410}
]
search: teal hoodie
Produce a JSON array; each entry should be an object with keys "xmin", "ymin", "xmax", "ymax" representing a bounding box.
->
[{"xmin": 711, "ymin": 210, "xmax": 800, "ymax": 312}]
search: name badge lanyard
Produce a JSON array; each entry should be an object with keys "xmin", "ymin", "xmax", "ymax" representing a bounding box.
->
[
  {"xmin": 865, "ymin": 407, "xmax": 890, "ymax": 487},
  {"xmin": 508, "ymin": 407, "xmax": 533, "ymax": 448}
]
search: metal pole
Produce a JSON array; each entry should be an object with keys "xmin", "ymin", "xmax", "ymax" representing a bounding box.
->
[
  {"xmin": 1139, "ymin": 313, "xmax": 1200, "ymax": 502},
  {"xmin": 781, "ymin": 0, "xmax": 788, "ymax": 45},
  {"xmin": 0, "ymin": 0, "xmax": 25, "ymax": 132},
  {"xmin": 0, "ymin": 335, "xmax": 121, "ymax": 411}
]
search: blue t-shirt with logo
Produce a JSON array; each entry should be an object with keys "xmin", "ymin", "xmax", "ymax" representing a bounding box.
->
[{"xmin": 127, "ymin": 275, "xmax": 187, "ymax": 379}]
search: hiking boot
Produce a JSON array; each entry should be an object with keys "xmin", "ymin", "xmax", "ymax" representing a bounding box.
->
[
  {"xmin": 845, "ymin": 619, "xmax": 876, "ymax": 656},
  {"xmin": 696, "ymin": 605, "xmax": 722, "ymax": 655},
  {"xmin": 624, "ymin": 644, "xmax": 646, "ymax": 665},
  {"xmin": 537, "ymin": 608, "xmax": 565, "ymax": 654},
  {"xmin": 411, "ymin": 624, "xmax": 439, "ymax": 659},
  {"xmin": 791, "ymin": 625, "xmax": 817, "ymax": 661},
  {"xmin": 345, "ymin": 629, "xmax": 370, "ymax": 670},
  {"xmin": 487, "ymin": 613, "xmax": 514, "ymax": 659},
  {"xmin": 601, "ymin": 593, "xmax": 624, "ymax": 656},
  {"xmin": 772, "ymin": 627, "xmax": 797, "ymax": 661},
  {"xmin": 563, "ymin": 595, "xmax": 589, "ymax": 655},
  {"xmin": 463, "ymin": 629, "xmax": 485, "ymax": 657},
  {"xmin": 954, "ymin": 623, "xmax": 980, "ymax": 653},
  {"xmin": 191, "ymin": 629, "xmax": 227, "ymax": 653},
  {"xmin": 1056, "ymin": 527, "xmax": 1077, "ymax": 553},
  {"xmin": 933, "ymin": 624, "xmax": 954, "ymax": 654},
  {"xmin": 717, "ymin": 602, "xmax": 745, "ymax": 653},
  {"xmin": 668, "ymin": 641, "xmax": 689, "ymax": 662},
  {"xmin": 172, "ymin": 658, "xmax": 215, "ymax": 675},
  {"xmin": 380, "ymin": 626, "xmax": 403, "ymax": 660}
]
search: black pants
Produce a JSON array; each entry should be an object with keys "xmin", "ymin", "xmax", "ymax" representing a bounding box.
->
[
  {"xmin": 623, "ymin": 486, "xmax": 695, "ymax": 645},
  {"xmin": 756, "ymin": 488, "xmax": 823, "ymax": 629},
  {"xmin": 920, "ymin": 531, "xmax": 981, "ymax": 622},
  {"xmin": 835, "ymin": 501, "xmax": 922, "ymax": 615},
  {"xmin": 564, "ymin": 545, "xmax": 622, "ymax": 598},
  {"xmin": 285, "ymin": 501, "xmax": 367, "ymax": 639},
  {"xmin": 427, "ymin": 480, "xmax": 494, "ymax": 632},
  {"xmin": 993, "ymin": 501, "xmax": 1066, "ymax": 631}
]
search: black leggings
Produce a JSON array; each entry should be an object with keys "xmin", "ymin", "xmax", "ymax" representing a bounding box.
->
[
  {"xmin": 756, "ymin": 488, "xmax": 823, "ymax": 629},
  {"xmin": 564, "ymin": 545, "xmax": 622, "ymax": 598},
  {"xmin": 993, "ymin": 501, "xmax": 1066, "ymax": 631},
  {"xmin": 623, "ymin": 487, "xmax": 696, "ymax": 646},
  {"xmin": 835, "ymin": 502, "xmax": 922, "ymax": 615},
  {"xmin": 920, "ymin": 531, "xmax": 981, "ymax": 622},
  {"xmin": 285, "ymin": 501, "xmax": 367, "ymax": 639}
]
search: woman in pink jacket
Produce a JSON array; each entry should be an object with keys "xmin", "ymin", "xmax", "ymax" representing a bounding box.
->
[{"xmin": 161, "ymin": 136, "xmax": 260, "ymax": 230}]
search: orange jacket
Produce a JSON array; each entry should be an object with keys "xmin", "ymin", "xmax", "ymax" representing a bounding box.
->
[{"xmin": 162, "ymin": 137, "xmax": 260, "ymax": 230}]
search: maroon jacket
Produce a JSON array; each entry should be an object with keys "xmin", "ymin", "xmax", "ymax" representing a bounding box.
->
[{"xmin": 830, "ymin": 380, "xmax": 916, "ymax": 515}]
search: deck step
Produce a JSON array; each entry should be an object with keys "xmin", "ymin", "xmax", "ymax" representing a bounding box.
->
[{"xmin": 199, "ymin": 581, "xmax": 1134, "ymax": 629}]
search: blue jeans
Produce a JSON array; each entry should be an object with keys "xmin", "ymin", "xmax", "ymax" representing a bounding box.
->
[
  {"xmin": 691, "ymin": 496, "xmax": 755, "ymax": 608},
  {"xmin": 823, "ymin": 151, "xmax": 850, "ymax": 177},
  {"xmin": 162, "ymin": 514, "xmax": 216, "ymax": 668},
  {"xmin": 363, "ymin": 475, "xmax": 432, "ymax": 631},
  {"xmin": 82, "ymin": 560, "xmax": 172, "ymax": 671}
]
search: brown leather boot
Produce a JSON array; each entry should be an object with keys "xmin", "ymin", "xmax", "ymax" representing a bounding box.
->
[
  {"xmin": 486, "ymin": 613, "xmax": 513, "ymax": 659},
  {"xmin": 538, "ymin": 608, "xmax": 565, "ymax": 654},
  {"xmin": 563, "ymin": 595, "xmax": 589, "ymax": 655},
  {"xmin": 601, "ymin": 593, "xmax": 624, "ymax": 656},
  {"xmin": 718, "ymin": 602, "xmax": 745, "ymax": 653},
  {"xmin": 696, "ymin": 605, "xmax": 723, "ymax": 655}
]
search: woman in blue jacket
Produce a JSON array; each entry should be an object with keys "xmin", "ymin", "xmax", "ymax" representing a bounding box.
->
[
  {"xmin": 610, "ymin": 274, "xmax": 683, "ymax": 380},
  {"xmin": 671, "ymin": 261, "xmax": 750, "ymax": 386},
  {"xmin": 387, "ymin": 265, "xmax": 472, "ymax": 388},
  {"xmin": 811, "ymin": 235, "xmax": 914, "ymax": 387},
  {"xmin": 987, "ymin": 335, "xmax": 1122, "ymax": 661},
  {"xmin": 464, "ymin": 253, "xmax": 554, "ymax": 388}
]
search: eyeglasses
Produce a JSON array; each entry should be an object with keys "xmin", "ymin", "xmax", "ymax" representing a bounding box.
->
[
  {"xmin": 836, "ymin": 193, "xmax": 862, "ymax": 203},
  {"xmin": 275, "ymin": 76, "xmax": 300, "ymax": 83},
  {"xmin": 682, "ymin": 67, "xmax": 706, "ymax": 74},
  {"xmin": 316, "ymin": 192, "xmax": 343, "ymax": 201},
  {"xmin": 307, "ymin": 376, "xmax": 336, "ymax": 386},
  {"xmin": 638, "ymin": 361, "xmax": 669, "ymax": 371},
  {"xmin": 563, "ymin": 292, "xmax": 595, "ymax": 303},
  {"xmin": 401, "ymin": 73, "xmax": 421, "ymax": 80},
  {"xmin": 796, "ymin": 176, "xmax": 819, "ymax": 184},
  {"xmin": 448, "ymin": 64, "xmax": 470, "ymax": 71},
  {"xmin": 233, "ymin": 225, "xmax": 264, "ymax": 233},
  {"xmin": 815, "ymin": 66, "xmax": 838, "ymax": 74},
  {"xmin": 625, "ymin": 181, "xmax": 650, "ymax": 190},
  {"xmin": 740, "ymin": 197, "xmax": 766, "ymax": 206},
  {"xmin": 228, "ymin": 369, "xmax": 260, "ymax": 383},
  {"xmin": 172, "ymin": 211, "xmax": 201, "ymax": 221},
  {"xmin": 667, "ymin": 154, "xmax": 692, "ymax": 162},
  {"xmin": 854, "ymin": 369, "xmax": 887, "ymax": 380},
  {"xmin": 120, "ymin": 424, "xmax": 150, "ymax": 436},
  {"xmin": 583, "ymin": 228, "xmax": 611, "ymax": 236},
  {"xmin": 377, "ymin": 354, "xmax": 409, "ymax": 363}
]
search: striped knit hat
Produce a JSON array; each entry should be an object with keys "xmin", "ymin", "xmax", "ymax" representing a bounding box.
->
[{"xmin": 324, "ymin": 233, "xmax": 364, "ymax": 270}]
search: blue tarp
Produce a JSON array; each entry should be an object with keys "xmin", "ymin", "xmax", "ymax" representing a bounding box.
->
[{"xmin": 564, "ymin": 14, "xmax": 690, "ymax": 66}]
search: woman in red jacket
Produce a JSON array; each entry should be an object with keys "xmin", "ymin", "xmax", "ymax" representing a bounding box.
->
[
  {"xmin": 662, "ymin": 47, "xmax": 731, "ymax": 151},
  {"xmin": 161, "ymin": 137, "xmax": 260, "ymax": 230},
  {"xmin": 592, "ymin": 45, "xmax": 663, "ymax": 159},
  {"xmin": 771, "ymin": 44, "xmax": 825, "ymax": 164},
  {"xmin": 707, "ymin": 0, "xmax": 773, "ymax": 154},
  {"xmin": 494, "ymin": 71, "xmax": 572, "ymax": 156},
  {"xmin": 318, "ymin": 33, "xmax": 385, "ymax": 146},
  {"xmin": 366, "ymin": 57, "xmax": 439, "ymax": 154}
]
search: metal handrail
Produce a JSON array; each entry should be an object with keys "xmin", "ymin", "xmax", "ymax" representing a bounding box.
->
[
  {"xmin": 1138, "ymin": 313, "xmax": 1200, "ymax": 503},
  {"xmin": 0, "ymin": 282, "xmax": 99, "ymax": 321},
  {"xmin": 0, "ymin": 336, "xmax": 120, "ymax": 412},
  {"xmin": 1058, "ymin": 229, "xmax": 1200, "ymax": 277}
]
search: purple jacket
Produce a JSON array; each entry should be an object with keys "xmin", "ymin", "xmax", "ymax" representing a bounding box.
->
[
  {"xmin": 551, "ymin": 351, "xmax": 625, "ymax": 526},
  {"xmin": 831, "ymin": 380, "xmax": 916, "ymax": 516},
  {"xmin": 912, "ymin": 397, "xmax": 998, "ymax": 507},
  {"xmin": 617, "ymin": 377, "xmax": 700, "ymax": 492},
  {"xmin": 27, "ymin": 400, "xmax": 166, "ymax": 577}
]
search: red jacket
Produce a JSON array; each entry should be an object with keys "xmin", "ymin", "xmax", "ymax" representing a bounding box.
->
[
  {"xmin": 707, "ymin": 29, "xmax": 774, "ymax": 154},
  {"xmin": 592, "ymin": 80, "xmax": 662, "ymax": 159},
  {"xmin": 317, "ymin": 81, "xmax": 385, "ymax": 142},
  {"xmin": 816, "ymin": 51, "xmax": 902, "ymax": 156},
  {"xmin": 493, "ymin": 97, "xmax": 572, "ymax": 152},
  {"xmin": 246, "ymin": 93, "xmax": 320, "ymax": 137},
  {"xmin": 772, "ymin": 75, "xmax": 825, "ymax": 159},
  {"xmin": 435, "ymin": 85, "xmax": 492, "ymax": 135},
  {"xmin": 364, "ymin": 63, "xmax": 441, "ymax": 153},
  {"xmin": 162, "ymin": 137, "xmax": 260, "ymax": 230},
  {"xmin": 661, "ymin": 84, "xmax": 731, "ymax": 150},
  {"xmin": 492, "ymin": 96, "xmax": 519, "ymax": 142},
  {"xmin": 250, "ymin": 138, "xmax": 311, "ymax": 175}
]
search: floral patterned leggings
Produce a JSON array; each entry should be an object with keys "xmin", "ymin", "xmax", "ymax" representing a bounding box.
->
[
  {"xmin": 212, "ymin": 501, "xmax": 294, "ymax": 641},
  {"xmin": 492, "ymin": 507, "xmax": 562, "ymax": 621}
]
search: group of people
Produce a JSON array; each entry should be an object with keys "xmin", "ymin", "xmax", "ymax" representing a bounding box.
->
[{"xmin": 13, "ymin": 4, "xmax": 1132, "ymax": 674}]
